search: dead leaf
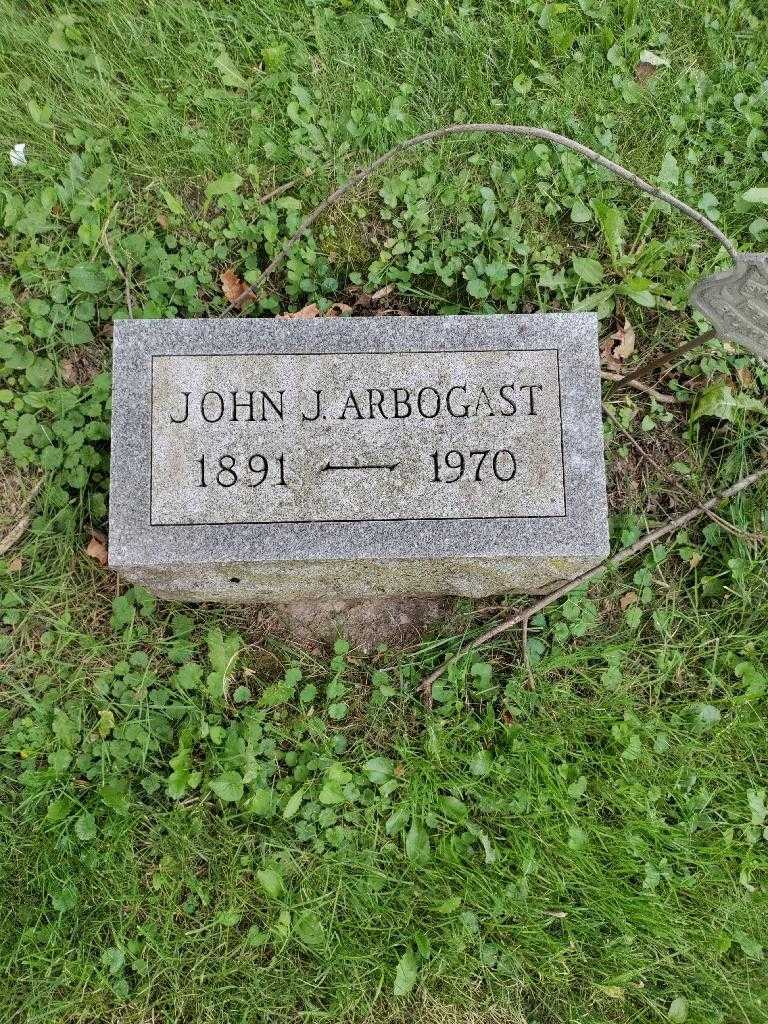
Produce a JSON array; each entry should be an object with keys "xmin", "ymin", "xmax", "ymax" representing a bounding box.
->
[
  {"xmin": 600, "ymin": 336, "xmax": 617, "ymax": 368},
  {"xmin": 156, "ymin": 213, "xmax": 169, "ymax": 230},
  {"xmin": 7, "ymin": 556, "xmax": 23, "ymax": 572},
  {"xmin": 60, "ymin": 349, "xmax": 103, "ymax": 386},
  {"xmin": 601, "ymin": 319, "xmax": 636, "ymax": 368},
  {"xmin": 87, "ymin": 524, "xmax": 107, "ymax": 545},
  {"xmin": 635, "ymin": 50, "xmax": 668, "ymax": 84},
  {"xmin": 281, "ymin": 303, "xmax": 321, "ymax": 319},
  {"xmin": 325, "ymin": 302, "xmax": 353, "ymax": 317},
  {"xmin": 273, "ymin": 284, "xmax": 410, "ymax": 320},
  {"xmin": 634, "ymin": 62, "xmax": 658, "ymax": 84},
  {"xmin": 348, "ymin": 288, "xmax": 372, "ymax": 310},
  {"xmin": 620, "ymin": 591, "xmax": 638, "ymax": 610},
  {"xmin": 85, "ymin": 536, "xmax": 108, "ymax": 566},
  {"xmin": 220, "ymin": 268, "xmax": 252, "ymax": 307},
  {"xmin": 689, "ymin": 551, "xmax": 703, "ymax": 569},
  {"xmin": 736, "ymin": 366, "xmax": 755, "ymax": 389},
  {"xmin": 61, "ymin": 359, "xmax": 78, "ymax": 385},
  {"xmin": 610, "ymin": 318, "xmax": 636, "ymax": 361}
]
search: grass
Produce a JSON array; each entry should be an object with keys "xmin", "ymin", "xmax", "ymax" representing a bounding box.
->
[
  {"xmin": 2, "ymin": 0, "xmax": 768, "ymax": 1021},
  {"xmin": 3, "ymin": 567, "xmax": 768, "ymax": 1023}
]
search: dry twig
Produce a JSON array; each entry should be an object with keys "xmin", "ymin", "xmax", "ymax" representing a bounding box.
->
[
  {"xmin": 603, "ymin": 403, "xmax": 766, "ymax": 545},
  {"xmin": 607, "ymin": 329, "xmax": 718, "ymax": 392},
  {"xmin": 600, "ymin": 370, "xmax": 675, "ymax": 404},
  {"xmin": 418, "ymin": 466, "xmax": 768, "ymax": 704},
  {"xmin": 521, "ymin": 614, "xmax": 535, "ymax": 689},
  {"xmin": 101, "ymin": 205, "xmax": 133, "ymax": 317},
  {"xmin": 0, "ymin": 478, "xmax": 44, "ymax": 557},
  {"xmin": 258, "ymin": 180, "xmax": 299, "ymax": 204},
  {"xmin": 700, "ymin": 507, "xmax": 766, "ymax": 544}
]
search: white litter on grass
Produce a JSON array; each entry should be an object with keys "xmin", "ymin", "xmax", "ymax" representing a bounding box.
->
[
  {"xmin": 9, "ymin": 143, "xmax": 27, "ymax": 167},
  {"xmin": 639, "ymin": 50, "xmax": 670, "ymax": 68}
]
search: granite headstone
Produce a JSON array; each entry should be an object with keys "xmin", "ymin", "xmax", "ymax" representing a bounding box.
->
[{"xmin": 109, "ymin": 313, "xmax": 608, "ymax": 600}]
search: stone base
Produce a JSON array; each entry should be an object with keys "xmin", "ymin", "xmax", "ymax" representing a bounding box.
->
[
  {"xmin": 108, "ymin": 314, "xmax": 610, "ymax": 610},
  {"xmin": 113, "ymin": 553, "xmax": 596, "ymax": 603}
]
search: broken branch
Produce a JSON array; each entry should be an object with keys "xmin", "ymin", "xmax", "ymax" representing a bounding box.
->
[
  {"xmin": 418, "ymin": 465, "xmax": 768, "ymax": 702},
  {"xmin": 607, "ymin": 329, "xmax": 717, "ymax": 393},
  {"xmin": 600, "ymin": 370, "xmax": 676, "ymax": 404},
  {"xmin": 0, "ymin": 478, "xmax": 44, "ymax": 557}
]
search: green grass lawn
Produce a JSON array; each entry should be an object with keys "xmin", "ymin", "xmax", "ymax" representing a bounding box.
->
[{"xmin": 2, "ymin": 1, "xmax": 768, "ymax": 1021}]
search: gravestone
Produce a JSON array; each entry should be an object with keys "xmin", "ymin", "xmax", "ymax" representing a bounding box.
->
[{"xmin": 108, "ymin": 313, "xmax": 608, "ymax": 601}]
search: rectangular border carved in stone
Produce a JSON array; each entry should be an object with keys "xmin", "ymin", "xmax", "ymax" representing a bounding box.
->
[{"xmin": 148, "ymin": 347, "xmax": 568, "ymax": 527}]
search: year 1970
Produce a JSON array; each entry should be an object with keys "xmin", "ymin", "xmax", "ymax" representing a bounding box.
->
[{"xmin": 194, "ymin": 449, "xmax": 517, "ymax": 487}]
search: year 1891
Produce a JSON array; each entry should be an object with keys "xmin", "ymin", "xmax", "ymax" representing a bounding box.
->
[{"xmin": 196, "ymin": 453, "xmax": 286, "ymax": 487}]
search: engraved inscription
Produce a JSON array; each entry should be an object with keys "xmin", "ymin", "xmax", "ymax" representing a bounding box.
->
[{"xmin": 149, "ymin": 349, "xmax": 566, "ymax": 525}]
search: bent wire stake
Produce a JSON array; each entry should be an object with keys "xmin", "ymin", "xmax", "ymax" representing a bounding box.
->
[{"xmin": 223, "ymin": 122, "xmax": 768, "ymax": 368}]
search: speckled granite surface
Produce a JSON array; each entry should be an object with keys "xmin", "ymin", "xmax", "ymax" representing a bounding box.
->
[{"xmin": 109, "ymin": 313, "xmax": 608, "ymax": 600}]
